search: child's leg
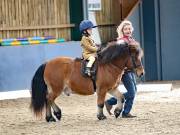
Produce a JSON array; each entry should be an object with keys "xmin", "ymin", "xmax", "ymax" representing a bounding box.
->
[
  {"xmin": 87, "ymin": 56, "xmax": 96, "ymax": 68},
  {"xmin": 85, "ymin": 56, "xmax": 96, "ymax": 76}
]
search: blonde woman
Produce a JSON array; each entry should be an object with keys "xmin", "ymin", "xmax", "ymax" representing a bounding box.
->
[{"xmin": 105, "ymin": 20, "xmax": 140, "ymax": 118}]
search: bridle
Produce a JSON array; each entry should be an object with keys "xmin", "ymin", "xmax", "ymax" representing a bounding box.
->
[
  {"xmin": 127, "ymin": 47, "xmax": 143, "ymax": 72},
  {"xmin": 110, "ymin": 46, "xmax": 143, "ymax": 73}
]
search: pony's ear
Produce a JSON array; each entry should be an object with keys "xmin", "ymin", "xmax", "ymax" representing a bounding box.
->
[
  {"xmin": 129, "ymin": 44, "xmax": 144, "ymax": 58},
  {"xmin": 129, "ymin": 44, "xmax": 137, "ymax": 49},
  {"xmin": 129, "ymin": 41, "xmax": 140, "ymax": 52},
  {"xmin": 129, "ymin": 41, "xmax": 140, "ymax": 46},
  {"xmin": 129, "ymin": 44, "xmax": 138, "ymax": 54}
]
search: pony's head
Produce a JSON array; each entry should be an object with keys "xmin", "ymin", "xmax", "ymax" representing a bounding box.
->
[
  {"xmin": 98, "ymin": 41, "xmax": 144, "ymax": 77},
  {"xmin": 126, "ymin": 43, "xmax": 144, "ymax": 77}
]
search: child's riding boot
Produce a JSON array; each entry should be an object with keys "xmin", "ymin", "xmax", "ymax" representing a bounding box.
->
[{"xmin": 85, "ymin": 67, "xmax": 91, "ymax": 76}]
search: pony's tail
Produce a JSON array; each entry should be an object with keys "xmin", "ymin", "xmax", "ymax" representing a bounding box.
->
[{"xmin": 30, "ymin": 63, "xmax": 47, "ymax": 117}]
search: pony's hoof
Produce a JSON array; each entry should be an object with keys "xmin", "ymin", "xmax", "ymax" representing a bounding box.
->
[
  {"xmin": 97, "ymin": 114, "xmax": 107, "ymax": 120},
  {"xmin": 54, "ymin": 111, "xmax": 62, "ymax": 120},
  {"xmin": 46, "ymin": 116, "xmax": 56, "ymax": 122},
  {"xmin": 114, "ymin": 108, "xmax": 122, "ymax": 118}
]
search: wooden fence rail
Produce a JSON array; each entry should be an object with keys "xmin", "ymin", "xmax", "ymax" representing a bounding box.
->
[
  {"xmin": 0, "ymin": 0, "xmax": 71, "ymax": 40},
  {"xmin": 0, "ymin": 0, "xmax": 140, "ymax": 42}
]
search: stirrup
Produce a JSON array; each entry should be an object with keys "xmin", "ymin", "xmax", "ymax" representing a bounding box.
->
[{"xmin": 85, "ymin": 67, "xmax": 91, "ymax": 76}]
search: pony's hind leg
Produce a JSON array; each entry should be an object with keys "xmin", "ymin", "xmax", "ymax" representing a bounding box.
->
[
  {"xmin": 45, "ymin": 86, "xmax": 59, "ymax": 122},
  {"xmin": 52, "ymin": 102, "xmax": 62, "ymax": 120},
  {"xmin": 45, "ymin": 100, "xmax": 56, "ymax": 122},
  {"xmin": 45, "ymin": 99, "xmax": 62, "ymax": 122},
  {"xmin": 45, "ymin": 83, "xmax": 63, "ymax": 122},
  {"xmin": 108, "ymin": 88, "xmax": 124, "ymax": 118}
]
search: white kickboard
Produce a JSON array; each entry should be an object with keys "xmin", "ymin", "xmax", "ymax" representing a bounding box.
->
[
  {"xmin": 0, "ymin": 83, "xmax": 172, "ymax": 100},
  {"xmin": 118, "ymin": 83, "xmax": 172, "ymax": 93},
  {"xmin": 0, "ymin": 90, "xmax": 30, "ymax": 100}
]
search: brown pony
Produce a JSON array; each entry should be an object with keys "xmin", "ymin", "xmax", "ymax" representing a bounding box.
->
[{"xmin": 30, "ymin": 42, "xmax": 144, "ymax": 122}]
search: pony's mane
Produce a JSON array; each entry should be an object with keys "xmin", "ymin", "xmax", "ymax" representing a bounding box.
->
[{"xmin": 98, "ymin": 43, "xmax": 128, "ymax": 64}]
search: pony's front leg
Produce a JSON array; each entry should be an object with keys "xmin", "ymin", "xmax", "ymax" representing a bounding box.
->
[
  {"xmin": 108, "ymin": 88, "xmax": 124, "ymax": 118},
  {"xmin": 97, "ymin": 90, "xmax": 107, "ymax": 120}
]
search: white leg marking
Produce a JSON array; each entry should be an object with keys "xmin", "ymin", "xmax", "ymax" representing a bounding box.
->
[{"xmin": 108, "ymin": 88, "xmax": 124, "ymax": 110}]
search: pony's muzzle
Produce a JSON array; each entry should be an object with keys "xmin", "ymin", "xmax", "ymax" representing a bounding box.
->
[
  {"xmin": 136, "ymin": 68, "xmax": 145, "ymax": 78},
  {"xmin": 140, "ymin": 72, "xmax": 144, "ymax": 78}
]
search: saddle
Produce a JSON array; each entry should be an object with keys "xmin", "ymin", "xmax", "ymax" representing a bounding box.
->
[
  {"xmin": 81, "ymin": 59, "xmax": 97, "ymax": 77},
  {"xmin": 80, "ymin": 58, "xmax": 98, "ymax": 92}
]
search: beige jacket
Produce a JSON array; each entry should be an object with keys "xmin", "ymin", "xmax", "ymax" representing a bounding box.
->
[{"xmin": 80, "ymin": 36, "xmax": 98, "ymax": 59}]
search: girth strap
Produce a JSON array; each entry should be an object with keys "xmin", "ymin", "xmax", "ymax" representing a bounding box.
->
[{"xmin": 91, "ymin": 76, "xmax": 97, "ymax": 92}]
